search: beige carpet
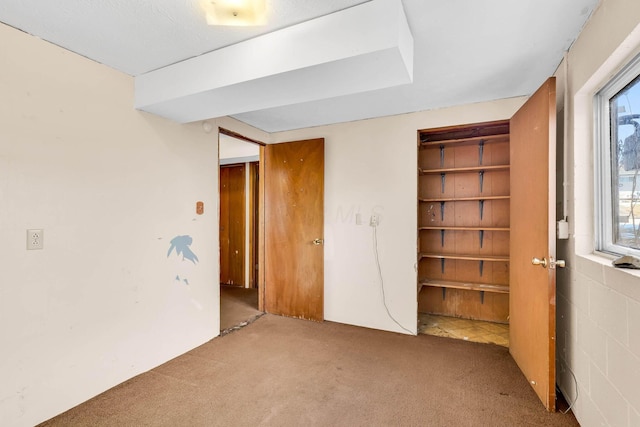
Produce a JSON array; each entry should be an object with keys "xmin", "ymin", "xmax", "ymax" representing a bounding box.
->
[
  {"xmin": 39, "ymin": 314, "xmax": 577, "ymax": 427},
  {"xmin": 220, "ymin": 284, "xmax": 261, "ymax": 332}
]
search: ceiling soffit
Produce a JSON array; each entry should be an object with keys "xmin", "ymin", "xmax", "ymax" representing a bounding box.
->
[{"xmin": 134, "ymin": 0, "xmax": 413, "ymax": 123}]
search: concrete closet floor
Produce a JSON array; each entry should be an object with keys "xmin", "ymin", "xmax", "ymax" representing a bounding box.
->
[{"xmin": 418, "ymin": 313, "xmax": 509, "ymax": 347}]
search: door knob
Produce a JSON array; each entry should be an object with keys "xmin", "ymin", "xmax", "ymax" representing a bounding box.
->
[
  {"xmin": 532, "ymin": 257, "xmax": 566, "ymax": 269},
  {"xmin": 531, "ymin": 257, "xmax": 548, "ymax": 268},
  {"xmin": 313, "ymin": 238, "xmax": 324, "ymax": 245}
]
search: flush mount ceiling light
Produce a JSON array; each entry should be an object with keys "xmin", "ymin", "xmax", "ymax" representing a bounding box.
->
[{"xmin": 202, "ymin": 0, "xmax": 267, "ymax": 26}]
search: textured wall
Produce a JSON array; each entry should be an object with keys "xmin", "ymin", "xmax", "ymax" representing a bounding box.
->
[{"xmin": 0, "ymin": 23, "xmax": 220, "ymax": 426}]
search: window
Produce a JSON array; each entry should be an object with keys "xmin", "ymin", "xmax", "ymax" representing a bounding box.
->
[{"xmin": 596, "ymin": 53, "xmax": 640, "ymax": 255}]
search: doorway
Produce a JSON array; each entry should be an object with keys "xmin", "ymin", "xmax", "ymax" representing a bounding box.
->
[
  {"xmin": 218, "ymin": 132, "xmax": 326, "ymax": 330},
  {"xmin": 219, "ymin": 131, "xmax": 262, "ymax": 332}
]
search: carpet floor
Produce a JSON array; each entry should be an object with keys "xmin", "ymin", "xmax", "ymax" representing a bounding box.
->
[{"xmin": 39, "ymin": 314, "xmax": 578, "ymax": 427}]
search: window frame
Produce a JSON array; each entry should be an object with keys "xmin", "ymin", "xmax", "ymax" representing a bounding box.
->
[{"xmin": 595, "ymin": 52, "xmax": 640, "ymax": 256}]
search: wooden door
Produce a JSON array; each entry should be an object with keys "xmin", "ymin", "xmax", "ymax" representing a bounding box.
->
[
  {"xmin": 219, "ymin": 164, "xmax": 246, "ymax": 286},
  {"xmin": 249, "ymin": 161, "xmax": 260, "ymax": 288},
  {"xmin": 509, "ymin": 77, "xmax": 557, "ymax": 411},
  {"xmin": 264, "ymin": 138, "xmax": 324, "ymax": 321}
]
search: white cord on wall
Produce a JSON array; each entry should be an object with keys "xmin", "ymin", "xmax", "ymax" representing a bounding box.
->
[
  {"xmin": 563, "ymin": 51, "xmax": 570, "ymax": 222},
  {"xmin": 556, "ymin": 358, "xmax": 579, "ymax": 414},
  {"xmin": 372, "ymin": 224, "xmax": 413, "ymax": 334}
]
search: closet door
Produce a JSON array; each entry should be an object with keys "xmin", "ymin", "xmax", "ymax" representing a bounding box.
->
[
  {"xmin": 264, "ymin": 138, "xmax": 324, "ymax": 321},
  {"xmin": 509, "ymin": 77, "xmax": 558, "ymax": 411}
]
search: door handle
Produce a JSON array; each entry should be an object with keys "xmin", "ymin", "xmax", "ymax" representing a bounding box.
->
[
  {"xmin": 532, "ymin": 257, "xmax": 566, "ymax": 269},
  {"xmin": 531, "ymin": 257, "xmax": 548, "ymax": 268},
  {"xmin": 313, "ymin": 238, "xmax": 324, "ymax": 245}
]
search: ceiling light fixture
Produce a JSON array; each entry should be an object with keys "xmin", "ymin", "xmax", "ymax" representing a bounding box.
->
[{"xmin": 202, "ymin": 0, "xmax": 267, "ymax": 26}]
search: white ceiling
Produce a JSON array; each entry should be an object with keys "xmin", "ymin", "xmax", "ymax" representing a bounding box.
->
[{"xmin": 0, "ymin": 0, "xmax": 599, "ymax": 132}]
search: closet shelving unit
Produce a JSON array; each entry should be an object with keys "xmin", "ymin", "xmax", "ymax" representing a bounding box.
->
[{"xmin": 417, "ymin": 120, "xmax": 510, "ymax": 322}]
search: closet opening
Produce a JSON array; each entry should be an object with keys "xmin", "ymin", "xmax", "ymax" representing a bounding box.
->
[{"xmin": 417, "ymin": 120, "xmax": 510, "ymax": 347}]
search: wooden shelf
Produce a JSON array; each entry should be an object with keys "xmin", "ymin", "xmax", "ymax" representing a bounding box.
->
[
  {"xmin": 419, "ymin": 195, "xmax": 510, "ymax": 203},
  {"xmin": 419, "ymin": 165, "xmax": 509, "ymax": 175},
  {"xmin": 420, "ymin": 134, "xmax": 509, "ymax": 148},
  {"xmin": 418, "ymin": 279, "xmax": 509, "ymax": 294},
  {"xmin": 419, "ymin": 253, "xmax": 509, "ymax": 262},
  {"xmin": 418, "ymin": 120, "xmax": 511, "ymax": 322},
  {"xmin": 419, "ymin": 226, "xmax": 509, "ymax": 231}
]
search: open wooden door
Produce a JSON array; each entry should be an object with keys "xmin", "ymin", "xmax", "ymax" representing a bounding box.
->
[
  {"xmin": 509, "ymin": 77, "xmax": 558, "ymax": 411},
  {"xmin": 264, "ymin": 138, "xmax": 324, "ymax": 321}
]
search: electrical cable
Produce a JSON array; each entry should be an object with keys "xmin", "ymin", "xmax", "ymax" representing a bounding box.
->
[
  {"xmin": 555, "ymin": 359, "xmax": 579, "ymax": 414},
  {"xmin": 372, "ymin": 224, "xmax": 413, "ymax": 334},
  {"xmin": 563, "ymin": 51, "xmax": 569, "ymax": 222},
  {"xmin": 561, "ymin": 364, "xmax": 579, "ymax": 414}
]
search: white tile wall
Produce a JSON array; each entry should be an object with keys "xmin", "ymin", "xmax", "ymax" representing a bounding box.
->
[
  {"xmin": 602, "ymin": 266, "xmax": 640, "ymax": 302},
  {"xmin": 629, "ymin": 298, "xmax": 640, "ymax": 358},
  {"xmin": 607, "ymin": 336, "xmax": 640, "ymax": 410},
  {"xmin": 569, "ymin": 271, "xmax": 591, "ymax": 314},
  {"xmin": 577, "ymin": 310, "xmax": 608, "ymax": 373},
  {"xmin": 575, "ymin": 348, "xmax": 594, "ymax": 392},
  {"xmin": 589, "ymin": 363, "xmax": 629, "ymax": 427},
  {"xmin": 559, "ymin": 257, "xmax": 640, "ymax": 426},
  {"xmin": 572, "ymin": 393, "xmax": 607, "ymax": 427},
  {"xmin": 588, "ymin": 282, "xmax": 629, "ymax": 345},
  {"xmin": 575, "ymin": 255, "xmax": 605, "ymax": 284}
]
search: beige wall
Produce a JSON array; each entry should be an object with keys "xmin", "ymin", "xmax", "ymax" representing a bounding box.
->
[
  {"xmin": 270, "ymin": 99, "xmax": 525, "ymax": 334},
  {"xmin": 0, "ymin": 23, "xmax": 224, "ymax": 426},
  {"xmin": 557, "ymin": 0, "xmax": 640, "ymax": 425}
]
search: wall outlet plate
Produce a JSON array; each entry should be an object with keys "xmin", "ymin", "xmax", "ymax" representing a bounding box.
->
[{"xmin": 27, "ymin": 229, "xmax": 44, "ymax": 250}]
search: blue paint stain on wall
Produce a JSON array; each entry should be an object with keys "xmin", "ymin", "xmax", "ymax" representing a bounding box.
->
[
  {"xmin": 167, "ymin": 235, "xmax": 199, "ymax": 264},
  {"xmin": 168, "ymin": 235, "xmax": 198, "ymax": 286}
]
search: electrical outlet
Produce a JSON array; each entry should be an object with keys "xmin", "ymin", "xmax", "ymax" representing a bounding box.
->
[
  {"xmin": 355, "ymin": 213, "xmax": 362, "ymax": 225},
  {"xmin": 369, "ymin": 214, "xmax": 379, "ymax": 227},
  {"xmin": 27, "ymin": 229, "xmax": 44, "ymax": 250}
]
